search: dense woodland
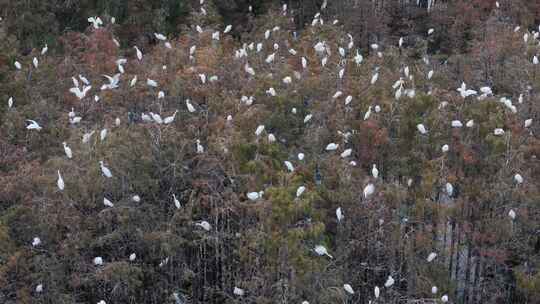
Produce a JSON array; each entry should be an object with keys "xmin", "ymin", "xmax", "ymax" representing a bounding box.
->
[{"xmin": 1, "ymin": 0, "xmax": 540, "ymax": 303}]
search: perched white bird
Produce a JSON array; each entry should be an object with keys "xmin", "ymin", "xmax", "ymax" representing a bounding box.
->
[
  {"xmin": 164, "ymin": 110, "xmax": 178, "ymax": 124},
  {"xmin": 399, "ymin": 37, "xmax": 404, "ymax": 48},
  {"xmin": 266, "ymin": 87, "xmax": 276, "ymax": 96},
  {"xmin": 466, "ymin": 120, "xmax": 474, "ymax": 128},
  {"xmin": 326, "ymin": 143, "xmax": 339, "ymax": 151},
  {"xmin": 284, "ymin": 161, "xmax": 294, "ymax": 172},
  {"xmin": 314, "ymin": 245, "xmax": 333, "ymax": 258},
  {"xmin": 62, "ymin": 142, "xmax": 72, "ymax": 159},
  {"xmin": 364, "ymin": 183, "xmax": 375, "ymax": 198},
  {"xmin": 26, "ymin": 120, "xmax": 42, "ymax": 131},
  {"xmin": 417, "ymin": 124, "xmax": 427, "ymax": 134},
  {"xmin": 186, "ymin": 100, "xmax": 196, "ymax": 113},
  {"xmin": 233, "ymin": 287, "xmax": 245, "ymax": 296},
  {"xmin": 173, "ymin": 194, "xmax": 181, "ymax": 209},
  {"xmin": 82, "ymin": 131, "xmax": 95, "ymax": 143},
  {"xmin": 100, "ymin": 129, "xmax": 107, "ymax": 141},
  {"xmin": 32, "ymin": 57, "xmax": 39, "ymax": 68},
  {"xmin": 298, "ymin": 153, "xmax": 305, "ymax": 160},
  {"xmin": 14, "ymin": 61, "xmax": 22, "ymax": 70},
  {"xmin": 146, "ymin": 78, "xmax": 158, "ymax": 87},
  {"xmin": 255, "ymin": 125, "xmax": 265, "ymax": 136},
  {"xmin": 57, "ymin": 170, "xmax": 65, "ymax": 191},
  {"xmin": 195, "ymin": 221, "xmax": 212, "ymax": 231},
  {"xmin": 457, "ymin": 82, "xmax": 477, "ymax": 98},
  {"xmin": 296, "ymin": 186, "xmax": 306, "ymax": 198},
  {"xmin": 99, "ymin": 161, "xmax": 112, "ymax": 178},
  {"xmin": 154, "ymin": 33, "xmax": 167, "ymax": 41},
  {"xmin": 88, "ymin": 16, "xmax": 103, "ymax": 29},
  {"xmin": 336, "ymin": 207, "xmax": 344, "ymax": 222},
  {"xmin": 509, "ymin": 209, "xmax": 516, "ymax": 220},
  {"xmin": 343, "ymin": 284, "xmax": 354, "ymax": 294},
  {"xmin": 372, "ymin": 164, "xmax": 379, "ymax": 179},
  {"xmin": 97, "ymin": 301, "xmax": 106, "ymax": 304},
  {"xmin": 101, "ymin": 74, "xmax": 120, "ymax": 90},
  {"xmin": 427, "ymin": 252, "xmax": 437, "ymax": 262},
  {"xmin": 36, "ymin": 284, "xmax": 43, "ymax": 293},
  {"xmin": 224, "ymin": 24, "xmax": 232, "ymax": 33},
  {"xmin": 265, "ymin": 53, "xmax": 275, "ymax": 64},
  {"xmin": 129, "ymin": 253, "xmax": 136, "ymax": 261},
  {"xmin": 345, "ymin": 95, "xmax": 353, "ymax": 105},
  {"xmin": 428, "ymin": 28, "xmax": 435, "ymax": 35},
  {"xmin": 134, "ymin": 46, "xmax": 143, "ymax": 60},
  {"xmin": 199, "ymin": 74, "xmax": 206, "ymax": 84},
  {"xmin": 32, "ymin": 237, "xmax": 41, "ymax": 247},
  {"xmin": 445, "ymin": 183, "xmax": 453, "ymax": 196},
  {"xmin": 332, "ymin": 91, "xmax": 343, "ymax": 99},
  {"xmin": 93, "ymin": 257, "xmax": 103, "ymax": 265},
  {"xmin": 341, "ymin": 148, "xmax": 352, "ymax": 158},
  {"xmin": 371, "ymin": 73, "xmax": 379, "ymax": 85},
  {"xmin": 103, "ymin": 197, "xmax": 114, "ymax": 207},
  {"xmin": 525, "ymin": 119, "xmax": 533, "ymax": 128},
  {"xmin": 441, "ymin": 295, "xmax": 449, "ymax": 302},
  {"xmin": 427, "ymin": 70, "xmax": 434, "ymax": 80},
  {"xmin": 494, "ymin": 128, "xmax": 505, "ymax": 136},
  {"xmin": 283, "ymin": 76, "xmax": 292, "ymax": 84},
  {"xmin": 304, "ymin": 114, "xmax": 313, "ymax": 123},
  {"xmin": 451, "ymin": 120, "xmax": 463, "ymax": 128},
  {"xmin": 514, "ymin": 173, "xmax": 523, "ymax": 184},
  {"xmin": 442, "ymin": 144, "xmax": 449, "ymax": 153},
  {"xmin": 432, "ymin": 286, "xmax": 438, "ymax": 294},
  {"xmin": 132, "ymin": 195, "xmax": 141, "ymax": 202},
  {"xmin": 374, "ymin": 286, "xmax": 380, "ymax": 298},
  {"xmin": 247, "ymin": 192, "xmax": 260, "ymax": 201},
  {"xmin": 384, "ymin": 276, "xmax": 395, "ymax": 288},
  {"xmin": 534, "ymin": 56, "xmax": 539, "ymax": 65}
]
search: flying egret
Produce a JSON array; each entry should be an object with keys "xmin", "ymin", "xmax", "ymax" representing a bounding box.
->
[
  {"xmin": 99, "ymin": 161, "xmax": 112, "ymax": 178},
  {"xmin": 57, "ymin": 170, "xmax": 65, "ymax": 191},
  {"xmin": 343, "ymin": 284, "xmax": 354, "ymax": 294},
  {"xmin": 314, "ymin": 245, "xmax": 333, "ymax": 258}
]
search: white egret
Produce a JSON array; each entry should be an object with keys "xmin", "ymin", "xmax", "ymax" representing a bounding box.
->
[
  {"xmin": 284, "ymin": 161, "xmax": 294, "ymax": 172},
  {"xmin": 445, "ymin": 183, "xmax": 453, "ymax": 196},
  {"xmin": 494, "ymin": 128, "xmax": 505, "ymax": 135},
  {"xmin": 154, "ymin": 33, "xmax": 167, "ymax": 41},
  {"xmin": 132, "ymin": 195, "xmax": 141, "ymax": 202},
  {"xmin": 82, "ymin": 131, "xmax": 95, "ymax": 143},
  {"xmin": 57, "ymin": 170, "xmax": 65, "ymax": 191},
  {"xmin": 134, "ymin": 46, "xmax": 143, "ymax": 60},
  {"xmin": 326, "ymin": 143, "xmax": 339, "ymax": 151},
  {"xmin": 32, "ymin": 57, "xmax": 39, "ymax": 68},
  {"xmin": 432, "ymin": 286, "xmax": 438, "ymax": 294},
  {"xmin": 427, "ymin": 252, "xmax": 437, "ymax": 262},
  {"xmin": 186, "ymin": 100, "xmax": 196, "ymax": 113},
  {"xmin": 62, "ymin": 142, "xmax": 72, "ymax": 159},
  {"xmin": 466, "ymin": 120, "xmax": 474, "ymax": 128},
  {"xmin": 233, "ymin": 287, "xmax": 245, "ymax": 296},
  {"xmin": 146, "ymin": 78, "xmax": 158, "ymax": 87},
  {"xmin": 195, "ymin": 221, "xmax": 212, "ymax": 231},
  {"xmin": 298, "ymin": 153, "xmax": 305, "ymax": 160},
  {"xmin": 343, "ymin": 284, "xmax": 354, "ymax": 294},
  {"xmin": 36, "ymin": 284, "xmax": 43, "ymax": 293},
  {"xmin": 525, "ymin": 119, "xmax": 533, "ymax": 128},
  {"xmin": 93, "ymin": 257, "xmax": 103, "ymax": 265},
  {"xmin": 441, "ymin": 295, "xmax": 449, "ymax": 302},
  {"xmin": 14, "ymin": 61, "xmax": 22, "ymax": 70},
  {"xmin": 296, "ymin": 186, "xmax": 306, "ymax": 198},
  {"xmin": 374, "ymin": 286, "xmax": 380, "ymax": 298},
  {"xmin": 509, "ymin": 209, "xmax": 516, "ymax": 220},
  {"xmin": 164, "ymin": 110, "xmax": 178, "ymax": 124},
  {"xmin": 384, "ymin": 276, "xmax": 395, "ymax": 288},
  {"xmin": 428, "ymin": 28, "xmax": 435, "ymax": 35},
  {"xmin": 416, "ymin": 124, "xmax": 427, "ymax": 134},
  {"xmin": 314, "ymin": 245, "xmax": 333, "ymax": 258},
  {"xmin": 442, "ymin": 144, "xmax": 449, "ymax": 153},
  {"xmin": 255, "ymin": 125, "xmax": 265, "ymax": 136},
  {"xmin": 514, "ymin": 174, "xmax": 523, "ymax": 184},
  {"xmin": 364, "ymin": 183, "xmax": 375, "ymax": 198},
  {"xmin": 100, "ymin": 129, "xmax": 107, "ymax": 141},
  {"xmin": 341, "ymin": 148, "xmax": 352, "ymax": 158},
  {"xmin": 247, "ymin": 192, "xmax": 260, "ymax": 201},
  {"xmin": 224, "ymin": 24, "xmax": 232, "ymax": 33},
  {"xmin": 336, "ymin": 207, "xmax": 344, "ymax": 222},
  {"xmin": 451, "ymin": 120, "xmax": 463, "ymax": 128},
  {"xmin": 103, "ymin": 197, "xmax": 114, "ymax": 207},
  {"xmin": 99, "ymin": 161, "xmax": 112, "ymax": 178},
  {"xmin": 372, "ymin": 164, "xmax": 379, "ymax": 179},
  {"xmin": 32, "ymin": 237, "xmax": 41, "ymax": 247},
  {"xmin": 173, "ymin": 194, "xmax": 181, "ymax": 209},
  {"xmin": 129, "ymin": 253, "xmax": 136, "ymax": 261},
  {"xmin": 26, "ymin": 120, "xmax": 42, "ymax": 131}
]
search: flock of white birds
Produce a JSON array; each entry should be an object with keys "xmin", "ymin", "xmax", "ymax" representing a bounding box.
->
[{"xmin": 6, "ymin": 0, "xmax": 534, "ymax": 302}]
